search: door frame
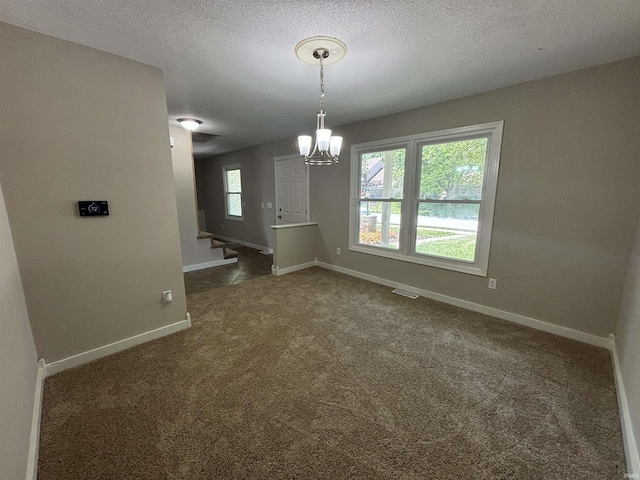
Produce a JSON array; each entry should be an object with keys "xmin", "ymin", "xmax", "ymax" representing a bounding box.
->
[{"xmin": 273, "ymin": 154, "xmax": 310, "ymax": 225}]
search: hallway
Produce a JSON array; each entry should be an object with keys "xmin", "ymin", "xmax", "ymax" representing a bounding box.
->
[{"xmin": 183, "ymin": 246, "xmax": 273, "ymax": 295}]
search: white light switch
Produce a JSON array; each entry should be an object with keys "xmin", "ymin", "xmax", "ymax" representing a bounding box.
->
[
  {"xmin": 162, "ymin": 290, "xmax": 173, "ymax": 303},
  {"xmin": 267, "ymin": 202, "xmax": 273, "ymax": 208}
]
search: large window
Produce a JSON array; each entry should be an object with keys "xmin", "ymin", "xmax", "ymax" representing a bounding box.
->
[
  {"xmin": 357, "ymin": 147, "xmax": 406, "ymax": 250},
  {"xmin": 223, "ymin": 164, "xmax": 243, "ymax": 220},
  {"xmin": 349, "ymin": 122, "xmax": 503, "ymax": 276}
]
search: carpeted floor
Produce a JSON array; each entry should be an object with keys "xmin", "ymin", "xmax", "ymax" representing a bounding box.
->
[{"xmin": 38, "ymin": 267, "xmax": 625, "ymax": 479}]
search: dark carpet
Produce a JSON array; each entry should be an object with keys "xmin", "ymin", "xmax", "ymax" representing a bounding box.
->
[{"xmin": 38, "ymin": 267, "xmax": 625, "ymax": 479}]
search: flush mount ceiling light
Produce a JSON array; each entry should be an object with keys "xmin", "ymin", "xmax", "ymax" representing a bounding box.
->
[
  {"xmin": 177, "ymin": 118, "xmax": 202, "ymax": 131},
  {"xmin": 295, "ymin": 36, "xmax": 346, "ymax": 166}
]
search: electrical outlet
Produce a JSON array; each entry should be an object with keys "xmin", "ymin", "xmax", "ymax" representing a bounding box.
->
[
  {"xmin": 488, "ymin": 278, "xmax": 497, "ymax": 289},
  {"xmin": 267, "ymin": 202, "xmax": 273, "ymax": 208},
  {"xmin": 337, "ymin": 247, "xmax": 341, "ymax": 255}
]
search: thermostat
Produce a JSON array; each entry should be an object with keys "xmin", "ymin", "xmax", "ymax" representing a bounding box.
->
[{"xmin": 78, "ymin": 201, "xmax": 109, "ymax": 217}]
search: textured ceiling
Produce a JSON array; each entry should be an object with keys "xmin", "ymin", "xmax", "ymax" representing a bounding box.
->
[{"xmin": 2, "ymin": 1, "xmax": 640, "ymax": 159}]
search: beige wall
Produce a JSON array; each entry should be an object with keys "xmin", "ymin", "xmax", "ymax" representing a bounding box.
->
[
  {"xmin": 273, "ymin": 224, "xmax": 323, "ymax": 272},
  {"xmin": 313, "ymin": 56, "xmax": 640, "ymax": 338},
  {"xmin": 198, "ymin": 56, "xmax": 640, "ymax": 338},
  {"xmin": 170, "ymin": 126, "xmax": 224, "ymax": 267},
  {"xmin": 616, "ymin": 218, "xmax": 640, "ymax": 472},
  {"xmin": 196, "ymin": 145, "xmax": 279, "ymax": 249},
  {"xmin": 0, "ymin": 23, "xmax": 187, "ymax": 363},
  {"xmin": 0, "ymin": 176, "xmax": 38, "ymax": 479}
]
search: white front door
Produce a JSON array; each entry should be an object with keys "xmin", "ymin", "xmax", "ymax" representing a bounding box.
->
[{"xmin": 274, "ymin": 154, "xmax": 309, "ymax": 225}]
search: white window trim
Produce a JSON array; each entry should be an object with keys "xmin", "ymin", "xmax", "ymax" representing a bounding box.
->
[
  {"xmin": 349, "ymin": 121, "xmax": 504, "ymax": 277},
  {"xmin": 222, "ymin": 163, "xmax": 244, "ymax": 221}
]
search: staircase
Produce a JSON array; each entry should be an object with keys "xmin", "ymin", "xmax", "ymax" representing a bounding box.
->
[{"xmin": 197, "ymin": 232, "xmax": 238, "ymax": 260}]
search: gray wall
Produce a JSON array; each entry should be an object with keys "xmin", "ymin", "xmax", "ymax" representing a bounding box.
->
[
  {"xmin": 170, "ymin": 126, "xmax": 224, "ymax": 268},
  {"xmin": 198, "ymin": 56, "xmax": 640, "ymax": 338},
  {"xmin": 273, "ymin": 224, "xmax": 322, "ymax": 272},
  {"xmin": 616, "ymin": 218, "xmax": 640, "ymax": 471},
  {"xmin": 0, "ymin": 23, "xmax": 188, "ymax": 363},
  {"xmin": 313, "ymin": 56, "xmax": 640, "ymax": 338},
  {"xmin": 196, "ymin": 144, "xmax": 282, "ymax": 249},
  {"xmin": 0, "ymin": 174, "xmax": 39, "ymax": 480}
]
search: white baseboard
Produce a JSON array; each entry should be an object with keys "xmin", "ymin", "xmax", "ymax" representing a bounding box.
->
[
  {"xmin": 315, "ymin": 261, "xmax": 610, "ymax": 349},
  {"xmin": 183, "ymin": 257, "xmax": 237, "ymax": 272},
  {"xmin": 610, "ymin": 333, "xmax": 640, "ymax": 476},
  {"xmin": 272, "ymin": 260, "xmax": 317, "ymax": 276},
  {"xmin": 26, "ymin": 359, "xmax": 46, "ymax": 480},
  {"xmin": 212, "ymin": 234, "xmax": 273, "ymax": 255},
  {"xmin": 44, "ymin": 314, "xmax": 192, "ymax": 376}
]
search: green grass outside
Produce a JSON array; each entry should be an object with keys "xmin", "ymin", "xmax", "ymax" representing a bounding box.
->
[
  {"xmin": 361, "ymin": 224, "xmax": 476, "ymax": 261},
  {"xmin": 416, "ymin": 228, "xmax": 455, "ymax": 239},
  {"xmin": 386, "ymin": 226, "xmax": 467, "ymax": 239},
  {"xmin": 415, "ymin": 235, "xmax": 476, "ymax": 261}
]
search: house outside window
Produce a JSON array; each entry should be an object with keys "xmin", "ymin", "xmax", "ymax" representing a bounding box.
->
[
  {"xmin": 223, "ymin": 164, "xmax": 243, "ymax": 220},
  {"xmin": 349, "ymin": 121, "xmax": 504, "ymax": 276}
]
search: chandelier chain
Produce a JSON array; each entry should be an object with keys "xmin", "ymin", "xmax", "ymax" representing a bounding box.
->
[{"xmin": 319, "ymin": 54, "xmax": 325, "ymax": 112}]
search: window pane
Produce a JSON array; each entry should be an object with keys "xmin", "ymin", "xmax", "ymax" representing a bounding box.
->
[
  {"xmin": 420, "ymin": 138, "xmax": 488, "ymax": 200},
  {"xmin": 414, "ymin": 203, "xmax": 479, "ymax": 261},
  {"xmin": 227, "ymin": 193, "xmax": 242, "ymax": 216},
  {"xmin": 359, "ymin": 201, "xmax": 401, "ymax": 249},
  {"xmin": 360, "ymin": 149, "xmax": 405, "ymax": 200},
  {"xmin": 226, "ymin": 169, "xmax": 242, "ymax": 193}
]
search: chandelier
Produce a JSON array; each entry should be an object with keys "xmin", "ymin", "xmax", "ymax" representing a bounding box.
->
[{"xmin": 295, "ymin": 37, "xmax": 347, "ymax": 166}]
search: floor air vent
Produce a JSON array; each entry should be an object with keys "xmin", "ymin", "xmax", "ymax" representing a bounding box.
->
[{"xmin": 392, "ymin": 288, "xmax": 419, "ymax": 299}]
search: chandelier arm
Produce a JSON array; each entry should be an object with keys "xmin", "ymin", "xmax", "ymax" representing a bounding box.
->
[
  {"xmin": 305, "ymin": 154, "xmax": 339, "ymax": 166},
  {"xmin": 305, "ymin": 150, "xmax": 339, "ymax": 163},
  {"xmin": 308, "ymin": 136, "xmax": 319, "ymax": 158}
]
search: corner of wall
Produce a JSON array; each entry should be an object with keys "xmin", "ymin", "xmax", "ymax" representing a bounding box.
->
[{"xmin": 610, "ymin": 333, "xmax": 640, "ymax": 475}]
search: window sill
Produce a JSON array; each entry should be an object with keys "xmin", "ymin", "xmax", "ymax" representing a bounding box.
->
[{"xmin": 349, "ymin": 244, "xmax": 487, "ymax": 277}]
